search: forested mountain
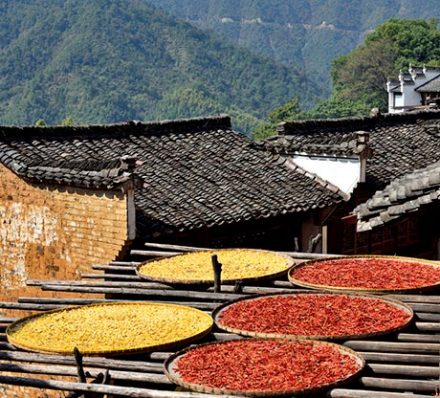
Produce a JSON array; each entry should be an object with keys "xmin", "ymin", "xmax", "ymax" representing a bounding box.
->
[
  {"xmin": 0, "ymin": 0, "xmax": 312, "ymax": 133},
  {"xmin": 253, "ymin": 18, "xmax": 440, "ymax": 139},
  {"xmin": 146, "ymin": 0, "xmax": 440, "ymax": 97}
]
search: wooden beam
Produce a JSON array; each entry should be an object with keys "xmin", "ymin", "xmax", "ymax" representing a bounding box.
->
[
  {"xmin": 13, "ymin": 298, "xmax": 218, "ymax": 311},
  {"xmin": 344, "ymin": 341, "xmax": 440, "ymax": 354},
  {"xmin": 38, "ymin": 285, "xmax": 246, "ymax": 301},
  {"xmin": 144, "ymin": 242, "xmax": 207, "ymax": 252},
  {"xmin": 26, "ymin": 280, "xmax": 309, "ymax": 295},
  {"xmin": 359, "ymin": 352, "xmax": 440, "ymax": 365},
  {"xmin": 397, "ymin": 333, "xmax": 440, "ymax": 343},
  {"xmin": 0, "ymin": 375, "xmax": 244, "ymax": 397},
  {"xmin": 409, "ymin": 303, "xmax": 440, "ymax": 313},
  {"xmin": 0, "ymin": 317, "xmax": 17, "ymax": 323},
  {"xmin": 131, "ymin": 250, "xmax": 179, "ymax": 257},
  {"xmin": 92, "ymin": 265, "xmax": 136, "ymax": 272},
  {"xmin": 0, "ymin": 363, "xmax": 170, "ymax": 384},
  {"xmin": 141, "ymin": 242, "xmax": 340, "ymax": 259},
  {"xmin": 368, "ymin": 363, "xmax": 439, "ymax": 377},
  {"xmin": 0, "ymin": 351, "xmax": 163, "ymax": 372},
  {"xmin": 80, "ymin": 274, "xmax": 140, "ymax": 281},
  {"xmin": 0, "ymin": 302, "xmax": 62, "ymax": 311},
  {"xmin": 414, "ymin": 322, "xmax": 440, "ymax": 332},
  {"xmin": 135, "ymin": 247, "xmax": 337, "ymax": 260},
  {"xmin": 329, "ymin": 389, "xmax": 435, "ymax": 398},
  {"xmin": 387, "ymin": 295, "xmax": 440, "ymax": 304},
  {"xmin": 415, "ymin": 312, "xmax": 440, "ymax": 322},
  {"xmin": 359, "ymin": 377, "xmax": 439, "ymax": 392}
]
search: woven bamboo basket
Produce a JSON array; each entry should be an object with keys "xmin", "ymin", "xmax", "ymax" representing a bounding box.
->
[
  {"xmin": 136, "ymin": 248, "xmax": 294, "ymax": 286},
  {"xmin": 165, "ymin": 338, "xmax": 365, "ymax": 397},
  {"xmin": 7, "ymin": 302, "xmax": 213, "ymax": 356},
  {"xmin": 213, "ymin": 292, "xmax": 414, "ymax": 341},
  {"xmin": 288, "ymin": 254, "xmax": 440, "ymax": 293}
]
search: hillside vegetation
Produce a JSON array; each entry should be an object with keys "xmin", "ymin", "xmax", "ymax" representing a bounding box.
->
[
  {"xmin": 0, "ymin": 0, "xmax": 311, "ymax": 133},
  {"xmin": 254, "ymin": 18, "xmax": 440, "ymax": 140},
  {"xmin": 146, "ymin": 0, "xmax": 440, "ymax": 97}
]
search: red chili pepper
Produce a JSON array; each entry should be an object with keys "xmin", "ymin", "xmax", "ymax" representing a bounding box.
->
[
  {"xmin": 291, "ymin": 258, "xmax": 440, "ymax": 289},
  {"xmin": 175, "ymin": 340, "xmax": 361, "ymax": 392},
  {"xmin": 217, "ymin": 294, "xmax": 411, "ymax": 337}
]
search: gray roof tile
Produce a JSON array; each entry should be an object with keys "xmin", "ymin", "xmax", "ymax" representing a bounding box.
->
[
  {"xmin": 354, "ymin": 160, "xmax": 440, "ymax": 230},
  {"xmin": 0, "ymin": 115, "xmax": 342, "ymax": 235},
  {"xmin": 257, "ymin": 110, "xmax": 440, "ymax": 191}
]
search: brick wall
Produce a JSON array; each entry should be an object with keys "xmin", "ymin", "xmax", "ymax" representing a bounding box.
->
[
  {"xmin": 0, "ymin": 164, "xmax": 133, "ymax": 307},
  {"xmin": 0, "ymin": 165, "xmax": 135, "ymax": 397}
]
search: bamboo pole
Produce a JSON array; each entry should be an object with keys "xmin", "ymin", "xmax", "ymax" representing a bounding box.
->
[
  {"xmin": 359, "ymin": 352, "xmax": 440, "ymax": 364},
  {"xmin": 368, "ymin": 363, "xmax": 439, "ymax": 377},
  {"xmin": 81, "ymin": 274, "xmax": 140, "ymax": 281},
  {"xmin": 397, "ymin": 333, "xmax": 440, "ymax": 343},
  {"xmin": 0, "ymin": 351, "xmax": 163, "ymax": 372},
  {"xmin": 359, "ymin": 377, "xmax": 439, "ymax": 392},
  {"xmin": 344, "ymin": 341, "xmax": 440, "ymax": 354},
  {"xmin": 0, "ymin": 375, "xmax": 244, "ymax": 397},
  {"xmin": 130, "ymin": 250, "xmax": 179, "ymax": 257},
  {"xmin": 38, "ymin": 285, "xmax": 246, "ymax": 301},
  {"xmin": 0, "ymin": 363, "xmax": 170, "ymax": 384},
  {"xmin": 92, "ymin": 265, "xmax": 136, "ymax": 272},
  {"xmin": 144, "ymin": 242, "xmax": 207, "ymax": 252},
  {"xmin": 329, "ymin": 389, "xmax": 435, "ymax": 398},
  {"xmin": 110, "ymin": 261, "xmax": 141, "ymax": 266}
]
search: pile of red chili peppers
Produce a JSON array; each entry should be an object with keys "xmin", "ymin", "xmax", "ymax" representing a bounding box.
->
[
  {"xmin": 291, "ymin": 258, "xmax": 440, "ymax": 289},
  {"xmin": 217, "ymin": 294, "xmax": 411, "ymax": 337},
  {"xmin": 175, "ymin": 339, "xmax": 361, "ymax": 392}
]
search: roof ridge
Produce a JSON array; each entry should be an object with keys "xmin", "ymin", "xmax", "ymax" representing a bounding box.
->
[
  {"xmin": 0, "ymin": 114, "xmax": 232, "ymax": 139},
  {"xmin": 278, "ymin": 109, "xmax": 440, "ymax": 135}
]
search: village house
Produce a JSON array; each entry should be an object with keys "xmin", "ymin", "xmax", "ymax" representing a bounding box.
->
[
  {"xmin": 387, "ymin": 65, "xmax": 440, "ymax": 113},
  {"xmin": 255, "ymin": 109, "xmax": 440, "ymax": 259},
  {"xmin": 0, "ymin": 115, "xmax": 347, "ymax": 303},
  {"xmin": 354, "ymin": 161, "xmax": 440, "ymax": 258}
]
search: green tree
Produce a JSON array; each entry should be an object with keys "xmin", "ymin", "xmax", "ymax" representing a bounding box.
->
[
  {"xmin": 60, "ymin": 117, "xmax": 74, "ymax": 126},
  {"xmin": 35, "ymin": 119, "xmax": 47, "ymax": 127},
  {"xmin": 253, "ymin": 18, "xmax": 440, "ymax": 139},
  {"xmin": 253, "ymin": 97, "xmax": 305, "ymax": 140}
]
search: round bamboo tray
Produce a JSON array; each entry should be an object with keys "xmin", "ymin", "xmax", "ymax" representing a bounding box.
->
[
  {"xmin": 165, "ymin": 338, "xmax": 365, "ymax": 397},
  {"xmin": 136, "ymin": 248, "xmax": 294, "ymax": 286},
  {"xmin": 213, "ymin": 292, "xmax": 413, "ymax": 341},
  {"xmin": 288, "ymin": 255, "xmax": 440, "ymax": 293},
  {"xmin": 6, "ymin": 302, "xmax": 213, "ymax": 357}
]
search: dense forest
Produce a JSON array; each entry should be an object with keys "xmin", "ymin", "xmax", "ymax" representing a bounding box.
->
[
  {"xmin": 254, "ymin": 18, "xmax": 440, "ymax": 139},
  {"xmin": 0, "ymin": 0, "xmax": 313, "ymax": 133},
  {"xmin": 146, "ymin": 0, "xmax": 440, "ymax": 97}
]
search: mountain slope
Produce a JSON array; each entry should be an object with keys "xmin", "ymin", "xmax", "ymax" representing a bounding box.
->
[
  {"xmin": 0, "ymin": 0, "xmax": 311, "ymax": 132},
  {"xmin": 145, "ymin": 0, "xmax": 440, "ymax": 96}
]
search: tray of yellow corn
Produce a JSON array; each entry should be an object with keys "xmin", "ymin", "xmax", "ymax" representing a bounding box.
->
[
  {"xmin": 6, "ymin": 302, "xmax": 213, "ymax": 356},
  {"xmin": 136, "ymin": 249, "xmax": 294, "ymax": 285}
]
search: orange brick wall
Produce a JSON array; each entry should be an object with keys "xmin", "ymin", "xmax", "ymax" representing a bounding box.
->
[
  {"xmin": 0, "ymin": 164, "xmax": 133, "ymax": 305},
  {"xmin": 0, "ymin": 165, "xmax": 135, "ymax": 397}
]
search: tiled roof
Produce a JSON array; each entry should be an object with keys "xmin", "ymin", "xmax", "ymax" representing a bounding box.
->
[
  {"xmin": 257, "ymin": 110, "xmax": 440, "ymax": 191},
  {"xmin": 416, "ymin": 74, "xmax": 440, "ymax": 93},
  {"xmin": 253, "ymin": 130, "xmax": 370, "ymax": 158},
  {"xmin": 0, "ymin": 116, "xmax": 342, "ymax": 235},
  {"xmin": 401, "ymin": 72, "xmax": 415, "ymax": 85},
  {"xmin": 354, "ymin": 161, "xmax": 440, "ymax": 231}
]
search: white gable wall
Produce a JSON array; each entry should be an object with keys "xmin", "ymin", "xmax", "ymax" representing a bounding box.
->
[{"xmin": 292, "ymin": 155, "xmax": 361, "ymax": 196}]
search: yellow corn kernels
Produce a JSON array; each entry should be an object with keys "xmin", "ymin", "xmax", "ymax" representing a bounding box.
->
[
  {"xmin": 7, "ymin": 302, "xmax": 213, "ymax": 355},
  {"xmin": 138, "ymin": 249, "xmax": 291, "ymax": 283}
]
